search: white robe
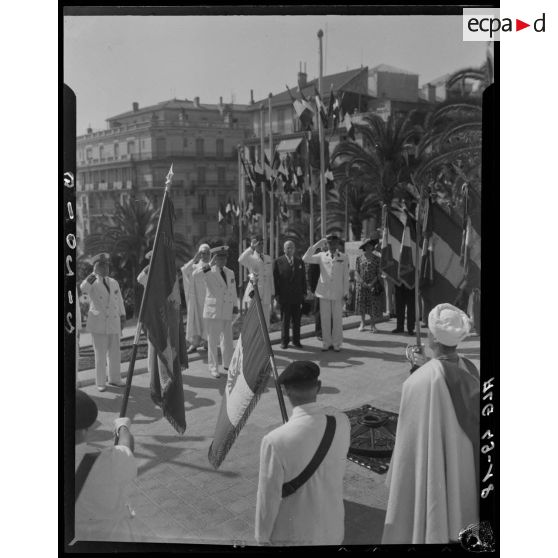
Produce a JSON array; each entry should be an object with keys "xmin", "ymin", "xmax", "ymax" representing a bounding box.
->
[
  {"xmin": 181, "ymin": 259, "xmax": 207, "ymax": 345},
  {"xmin": 382, "ymin": 358, "xmax": 479, "ymax": 544},
  {"xmin": 255, "ymin": 402, "xmax": 351, "ymax": 546},
  {"xmin": 75, "ymin": 442, "xmax": 140, "ymax": 542}
]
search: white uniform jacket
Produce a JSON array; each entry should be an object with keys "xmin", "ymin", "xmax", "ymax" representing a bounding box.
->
[
  {"xmin": 255, "ymin": 402, "xmax": 351, "ymax": 546},
  {"xmin": 80, "ymin": 275, "xmax": 125, "ymax": 335},
  {"xmin": 302, "ymin": 248, "xmax": 350, "ymax": 301},
  {"xmin": 201, "ymin": 266, "xmax": 237, "ymax": 321},
  {"xmin": 238, "ymin": 248, "xmax": 275, "ymax": 305}
]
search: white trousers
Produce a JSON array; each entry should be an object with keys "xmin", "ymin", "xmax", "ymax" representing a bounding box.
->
[
  {"xmin": 319, "ymin": 298, "xmax": 344, "ymax": 349},
  {"xmin": 91, "ymin": 333, "xmax": 122, "ymax": 387},
  {"xmin": 205, "ymin": 318, "xmax": 234, "ymax": 375}
]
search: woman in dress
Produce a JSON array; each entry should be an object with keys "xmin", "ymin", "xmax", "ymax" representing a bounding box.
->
[{"xmin": 354, "ymin": 237, "xmax": 383, "ymax": 332}]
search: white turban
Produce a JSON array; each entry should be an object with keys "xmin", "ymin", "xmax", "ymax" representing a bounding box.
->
[{"xmin": 428, "ymin": 303, "xmax": 471, "ymax": 347}]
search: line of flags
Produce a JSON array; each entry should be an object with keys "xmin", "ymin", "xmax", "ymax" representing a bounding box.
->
[
  {"xmin": 380, "ymin": 194, "xmax": 481, "ymax": 312},
  {"xmin": 287, "ymin": 83, "xmax": 342, "ymax": 132}
]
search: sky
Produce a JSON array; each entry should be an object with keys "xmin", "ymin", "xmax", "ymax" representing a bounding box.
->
[{"xmin": 64, "ymin": 15, "xmax": 488, "ymax": 134}]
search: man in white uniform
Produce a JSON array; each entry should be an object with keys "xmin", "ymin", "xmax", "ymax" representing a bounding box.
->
[
  {"xmin": 200, "ymin": 246, "xmax": 238, "ymax": 378},
  {"xmin": 239, "ymin": 235, "xmax": 275, "ymax": 329},
  {"xmin": 302, "ymin": 234, "xmax": 350, "ymax": 351},
  {"xmin": 74, "ymin": 389, "xmax": 140, "ymax": 542},
  {"xmin": 382, "ymin": 303, "xmax": 479, "ymax": 544},
  {"xmin": 255, "ymin": 360, "xmax": 351, "ymax": 546},
  {"xmin": 181, "ymin": 243, "xmax": 211, "ymax": 353},
  {"xmin": 80, "ymin": 253, "xmax": 126, "ymax": 391}
]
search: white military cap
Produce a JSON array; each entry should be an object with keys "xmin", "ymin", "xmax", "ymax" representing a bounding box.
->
[
  {"xmin": 428, "ymin": 303, "xmax": 472, "ymax": 347},
  {"xmin": 210, "ymin": 245, "xmax": 229, "ymax": 256}
]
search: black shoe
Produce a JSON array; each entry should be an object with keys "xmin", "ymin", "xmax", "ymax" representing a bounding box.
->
[
  {"xmin": 329, "ymin": 346, "xmax": 334, "ymax": 351},
  {"xmin": 391, "ymin": 328, "xmax": 403, "ymax": 334},
  {"xmin": 293, "ymin": 343, "xmax": 303, "ymax": 349},
  {"xmin": 408, "ymin": 331, "xmax": 415, "ymax": 337},
  {"xmin": 280, "ymin": 343, "xmax": 288, "ymax": 349},
  {"xmin": 107, "ymin": 381, "xmax": 124, "ymax": 388}
]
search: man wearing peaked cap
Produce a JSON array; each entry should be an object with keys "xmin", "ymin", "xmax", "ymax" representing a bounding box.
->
[
  {"xmin": 80, "ymin": 253, "xmax": 126, "ymax": 391},
  {"xmin": 239, "ymin": 235, "xmax": 275, "ymax": 330},
  {"xmin": 200, "ymin": 245, "xmax": 237, "ymax": 378},
  {"xmin": 383, "ymin": 303, "xmax": 480, "ymax": 544},
  {"xmin": 181, "ymin": 243, "xmax": 211, "ymax": 354},
  {"xmin": 255, "ymin": 360, "xmax": 351, "ymax": 546},
  {"xmin": 74, "ymin": 389, "xmax": 141, "ymax": 541},
  {"xmin": 302, "ymin": 234, "xmax": 350, "ymax": 352}
]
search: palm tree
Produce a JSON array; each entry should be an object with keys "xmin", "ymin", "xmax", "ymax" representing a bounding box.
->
[{"xmin": 331, "ymin": 112, "xmax": 422, "ymax": 221}]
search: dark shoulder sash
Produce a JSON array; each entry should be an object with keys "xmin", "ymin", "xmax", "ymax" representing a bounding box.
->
[
  {"xmin": 282, "ymin": 415, "xmax": 336, "ymax": 498},
  {"xmin": 75, "ymin": 452, "xmax": 99, "ymax": 503}
]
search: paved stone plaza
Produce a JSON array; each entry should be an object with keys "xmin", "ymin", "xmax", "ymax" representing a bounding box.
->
[{"xmin": 76, "ymin": 317, "xmax": 480, "ymax": 546}]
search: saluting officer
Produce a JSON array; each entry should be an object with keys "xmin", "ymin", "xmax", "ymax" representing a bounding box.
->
[
  {"xmin": 200, "ymin": 246, "xmax": 238, "ymax": 378},
  {"xmin": 239, "ymin": 235, "xmax": 275, "ymax": 329},
  {"xmin": 302, "ymin": 234, "xmax": 350, "ymax": 352},
  {"xmin": 80, "ymin": 253, "xmax": 126, "ymax": 391}
]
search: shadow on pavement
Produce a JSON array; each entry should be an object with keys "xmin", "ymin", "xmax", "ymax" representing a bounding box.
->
[
  {"xmin": 343, "ymin": 499, "xmax": 386, "ymax": 545},
  {"xmin": 345, "ymin": 338, "xmax": 410, "ymax": 349}
]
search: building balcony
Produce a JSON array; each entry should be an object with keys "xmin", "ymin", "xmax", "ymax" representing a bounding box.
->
[{"xmin": 77, "ymin": 119, "xmax": 244, "ymax": 142}]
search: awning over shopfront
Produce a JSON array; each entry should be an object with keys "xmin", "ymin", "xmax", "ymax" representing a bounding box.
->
[{"xmin": 276, "ymin": 137, "xmax": 303, "ymax": 153}]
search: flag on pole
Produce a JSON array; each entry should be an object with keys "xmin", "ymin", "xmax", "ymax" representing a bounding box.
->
[
  {"xmin": 460, "ymin": 185, "xmax": 481, "ymax": 289},
  {"xmin": 240, "ymin": 153, "xmax": 257, "ymax": 190},
  {"xmin": 208, "ymin": 294, "xmax": 273, "ymax": 469},
  {"xmin": 343, "ymin": 112, "xmax": 355, "ymax": 140},
  {"xmin": 397, "ymin": 212, "xmax": 416, "ymax": 289},
  {"xmin": 314, "ymin": 87, "xmax": 328, "ymax": 128},
  {"xmin": 287, "ymin": 85, "xmax": 314, "ymax": 131},
  {"xmin": 420, "ymin": 198, "xmax": 470, "ymax": 310},
  {"xmin": 142, "ymin": 181, "xmax": 187, "ymax": 434},
  {"xmin": 218, "ymin": 204, "xmax": 225, "ymax": 224},
  {"xmin": 327, "ymin": 86, "xmax": 340, "ymax": 130},
  {"xmin": 324, "ymin": 167, "xmax": 335, "ymax": 191},
  {"xmin": 380, "ymin": 205, "xmax": 404, "ymax": 286}
]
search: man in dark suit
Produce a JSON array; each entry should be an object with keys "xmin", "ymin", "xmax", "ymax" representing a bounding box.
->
[{"xmin": 273, "ymin": 240, "xmax": 307, "ymax": 349}]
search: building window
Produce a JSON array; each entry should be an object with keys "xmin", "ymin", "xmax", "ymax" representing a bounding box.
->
[
  {"xmin": 198, "ymin": 194, "xmax": 206, "ymax": 214},
  {"xmin": 127, "ymin": 141, "xmax": 135, "ymax": 155},
  {"xmin": 100, "ymin": 170, "xmax": 107, "ymax": 183},
  {"xmin": 196, "ymin": 138, "xmax": 204, "ymax": 156},
  {"xmin": 86, "ymin": 147, "xmax": 92, "ymax": 160},
  {"xmin": 216, "ymin": 138, "xmax": 224, "ymax": 158},
  {"xmin": 183, "ymin": 137, "xmax": 188, "ymax": 149},
  {"xmin": 99, "ymin": 145, "xmax": 104, "ymax": 160},
  {"xmin": 198, "ymin": 220, "xmax": 207, "ymax": 236},
  {"xmin": 114, "ymin": 143, "xmax": 120, "ymax": 159},
  {"xmin": 156, "ymin": 137, "xmax": 166, "ymax": 155},
  {"xmin": 277, "ymin": 109, "xmax": 285, "ymax": 133},
  {"xmin": 197, "ymin": 167, "xmax": 206, "ymax": 185},
  {"xmin": 217, "ymin": 167, "xmax": 226, "ymax": 185}
]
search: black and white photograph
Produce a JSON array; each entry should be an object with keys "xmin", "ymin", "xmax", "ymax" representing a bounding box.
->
[{"xmin": 62, "ymin": 6, "xmax": 496, "ymax": 552}]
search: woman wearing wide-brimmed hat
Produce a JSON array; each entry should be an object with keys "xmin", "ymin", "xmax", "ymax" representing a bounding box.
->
[{"xmin": 354, "ymin": 233, "xmax": 383, "ymax": 332}]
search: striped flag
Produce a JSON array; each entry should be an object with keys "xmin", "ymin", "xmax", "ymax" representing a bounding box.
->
[
  {"xmin": 380, "ymin": 205, "xmax": 404, "ymax": 286},
  {"xmin": 314, "ymin": 87, "xmax": 328, "ymax": 127},
  {"xmin": 142, "ymin": 188, "xmax": 187, "ymax": 434},
  {"xmin": 420, "ymin": 198, "xmax": 470, "ymax": 309},
  {"xmin": 343, "ymin": 112, "xmax": 355, "ymax": 140},
  {"xmin": 287, "ymin": 84, "xmax": 314, "ymax": 131},
  {"xmin": 218, "ymin": 205, "xmax": 225, "ymax": 223},
  {"xmin": 397, "ymin": 211, "xmax": 417, "ymax": 289},
  {"xmin": 460, "ymin": 186, "xmax": 481, "ymax": 290},
  {"xmin": 208, "ymin": 293, "xmax": 273, "ymax": 469}
]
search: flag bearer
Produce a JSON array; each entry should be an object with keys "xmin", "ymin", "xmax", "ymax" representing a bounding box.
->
[
  {"xmin": 201, "ymin": 246, "xmax": 238, "ymax": 378},
  {"xmin": 80, "ymin": 253, "xmax": 126, "ymax": 391},
  {"xmin": 302, "ymin": 234, "xmax": 350, "ymax": 352}
]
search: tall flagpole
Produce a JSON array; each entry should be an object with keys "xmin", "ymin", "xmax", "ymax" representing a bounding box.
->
[
  {"xmin": 268, "ymin": 93, "xmax": 275, "ymax": 259},
  {"xmin": 237, "ymin": 145, "xmax": 244, "ymax": 313},
  {"xmin": 318, "ymin": 29, "xmax": 326, "ymax": 238},
  {"xmin": 306, "ymin": 133, "xmax": 314, "ymax": 246},
  {"xmin": 250, "ymin": 279, "xmax": 288, "ymax": 423},
  {"xmin": 118, "ymin": 164, "xmax": 174, "ymax": 424},
  {"xmin": 260, "ymin": 105, "xmax": 268, "ymax": 251}
]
